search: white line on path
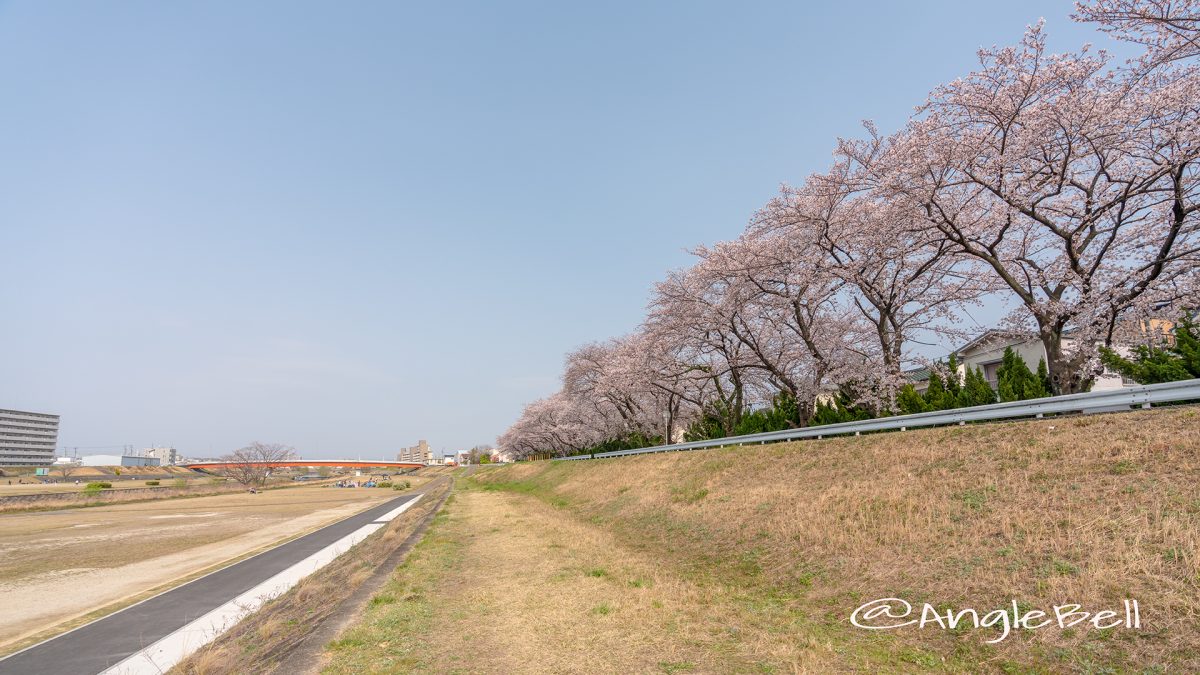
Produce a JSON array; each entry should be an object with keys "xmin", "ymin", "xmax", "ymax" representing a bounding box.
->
[{"xmin": 99, "ymin": 494, "xmax": 422, "ymax": 675}]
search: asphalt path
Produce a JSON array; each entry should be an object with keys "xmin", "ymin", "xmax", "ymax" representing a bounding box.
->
[{"xmin": 0, "ymin": 491, "xmax": 419, "ymax": 675}]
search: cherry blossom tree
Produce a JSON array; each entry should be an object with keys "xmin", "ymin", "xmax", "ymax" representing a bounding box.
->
[
  {"xmin": 686, "ymin": 226, "xmax": 855, "ymax": 421},
  {"xmin": 754, "ymin": 161, "xmax": 989, "ymax": 409},
  {"xmin": 617, "ymin": 329, "xmax": 705, "ymax": 443},
  {"xmin": 646, "ymin": 264, "xmax": 761, "ymax": 436},
  {"xmin": 562, "ymin": 333, "xmax": 683, "ymax": 443},
  {"xmin": 498, "ymin": 331, "xmax": 699, "ymax": 457},
  {"xmin": 1076, "ymin": 0, "xmax": 1200, "ymax": 65},
  {"xmin": 497, "ymin": 4, "xmax": 1200, "ymax": 451},
  {"xmin": 848, "ymin": 25, "xmax": 1200, "ymax": 393},
  {"xmin": 497, "ymin": 392, "xmax": 607, "ymax": 458}
]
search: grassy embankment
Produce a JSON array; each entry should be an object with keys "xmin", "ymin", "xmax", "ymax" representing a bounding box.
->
[{"xmin": 320, "ymin": 407, "xmax": 1199, "ymax": 673}]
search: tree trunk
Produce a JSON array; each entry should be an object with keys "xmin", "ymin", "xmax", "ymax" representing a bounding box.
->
[
  {"xmin": 1039, "ymin": 325, "xmax": 1094, "ymax": 395},
  {"xmin": 797, "ymin": 397, "xmax": 813, "ymax": 428}
]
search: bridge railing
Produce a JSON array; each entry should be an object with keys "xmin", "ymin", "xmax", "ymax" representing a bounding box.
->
[{"xmin": 554, "ymin": 378, "xmax": 1200, "ymax": 461}]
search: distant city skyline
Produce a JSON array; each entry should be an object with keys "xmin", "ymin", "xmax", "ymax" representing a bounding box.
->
[{"xmin": 0, "ymin": 1, "xmax": 1132, "ymax": 457}]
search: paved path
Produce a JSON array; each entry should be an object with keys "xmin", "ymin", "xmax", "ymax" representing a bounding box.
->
[{"xmin": 0, "ymin": 492, "xmax": 419, "ymax": 675}]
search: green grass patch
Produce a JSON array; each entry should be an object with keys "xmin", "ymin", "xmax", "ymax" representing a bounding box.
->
[
  {"xmin": 319, "ymin": 496, "xmax": 460, "ymax": 674},
  {"xmin": 670, "ymin": 484, "xmax": 709, "ymax": 504},
  {"xmin": 957, "ymin": 485, "xmax": 997, "ymax": 511},
  {"xmin": 1110, "ymin": 460, "xmax": 1138, "ymax": 475},
  {"xmin": 369, "ymin": 593, "xmax": 397, "ymax": 607}
]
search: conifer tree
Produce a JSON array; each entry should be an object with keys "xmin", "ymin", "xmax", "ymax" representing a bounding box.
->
[
  {"xmin": 1100, "ymin": 317, "xmax": 1200, "ymax": 384},
  {"xmin": 959, "ymin": 367, "xmax": 997, "ymax": 407},
  {"xmin": 945, "ymin": 353, "xmax": 962, "ymax": 396},
  {"xmin": 1037, "ymin": 358, "xmax": 1052, "ymax": 394},
  {"xmin": 923, "ymin": 369, "xmax": 948, "ymax": 410},
  {"xmin": 812, "ymin": 399, "xmax": 846, "ymax": 426},
  {"xmin": 997, "ymin": 347, "xmax": 1048, "ymax": 402},
  {"xmin": 897, "ymin": 384, "xmax": 928, "ymax": 415}
]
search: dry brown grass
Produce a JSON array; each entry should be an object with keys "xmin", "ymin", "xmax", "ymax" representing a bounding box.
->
[
  {"xmin": 187, "ymin": 644, "xmax": 234, "ymax": 675},
  {"xmin": 411, "ymin": 406, "xmax": 1197, "ymax": 672},
  {"xmin": 325, "ymin": 483, "xmax": 843, "ymax": 674},
  {"xmin": 0, "ymin": 485, "xmax": 234, "ymax": 513},
  {"xmin": 0, "ymin": 474, "xmax": 427, "ymax": 514},
  {"xmin": 0, "ymin": 478, "xmax": 198, "ymax": 496}
]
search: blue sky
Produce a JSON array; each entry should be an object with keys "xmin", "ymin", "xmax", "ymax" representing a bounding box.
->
[{"xmin": 0, "ymin": 1, "xmax": 1125, "ymax": 458}]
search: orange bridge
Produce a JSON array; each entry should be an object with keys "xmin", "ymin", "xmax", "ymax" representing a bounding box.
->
[{"xmin": 183, "ymin": 459, "xmax": 425, "ymax": 471}]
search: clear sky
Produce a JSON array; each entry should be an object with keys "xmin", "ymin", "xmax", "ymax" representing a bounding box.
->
[{"xmin": 0, "ymin": 1, "xmax": 1127, "ymax": 459}]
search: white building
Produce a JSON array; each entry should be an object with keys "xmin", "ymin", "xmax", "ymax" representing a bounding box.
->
[
  {"xmin": 80, "ymin": 454, "xmax": 161, "ymax": 467},
  {"xmin": 903, "ymin": 328, "xmax": 1154, "ymax": 397},
  {"xmin": 143, "ymin": 447, "xmax": 179, "ymax": 465},
  {"xmin": 0, "ymin": 408, "xmax": 60, "ymax": 466},
  {"xmin": 954, "ymin": 330, "xmax": 1132, "ymax": 392}
]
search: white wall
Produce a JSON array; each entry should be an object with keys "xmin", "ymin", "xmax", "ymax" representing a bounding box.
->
[
  {"xmin": 959, "ymin": 336, "xmax": 1047, "ymax": 379},
  {"xmin": 80, "ymin": 454, "xmax": 123, "ymax": 466},
  {"xmin": 80, "ymin": 454, "xmax": 161, "ymax": 467}
]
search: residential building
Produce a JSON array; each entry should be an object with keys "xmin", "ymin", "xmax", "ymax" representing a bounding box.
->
[
  {"xmin": 0, "ymin": 408, "xmax": 60, "ymax": 466},
  {"xmin": 904, "ymin": 329, "xmax": 1142, "ymax": 395},
  {"xmin": 954, "ymin": 329, "xmax": 1130, "ymax": 392},
  {"xmin": 903, "ymin": 366, "xmax": 934, "ymax": 395},
  {"xmin": 143, "ymin": 447, "xmax": 179, "ymax": 465},
  {"xmin": 397, "ymin": 439, "xmax": 434, "ymax": 464},
  {"xmin": 80, "ymin": 454, "xmax": 161, "ymax": 467}
]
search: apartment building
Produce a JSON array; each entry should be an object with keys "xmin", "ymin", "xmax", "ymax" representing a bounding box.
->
[
  {"xmin": 143, "ymin": 447, "xmax": 179, "ymax": 465},
  {"xmin": 0, "ymin": 408, "xmax": 60, "ymax": 466},
  {"xmin": 396, "ymin": 439, "xmax": 434, "ymax": 464}
]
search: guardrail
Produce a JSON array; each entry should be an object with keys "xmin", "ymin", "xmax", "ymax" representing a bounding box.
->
[{"xmin": 554, "ymin": 378, "xmax": 1200, "ymax": 461}]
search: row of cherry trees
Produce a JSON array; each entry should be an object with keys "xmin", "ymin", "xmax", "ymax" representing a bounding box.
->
[{"xmin": 500, "ymin": 0, "xmax": 1200, "ymax": 458}]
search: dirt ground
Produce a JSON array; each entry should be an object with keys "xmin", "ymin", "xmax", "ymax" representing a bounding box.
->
[
  {"xmin": 322, "ymin": 483, "xmax": 782, "ymax": 674},
  {"xmin": 0, "ymin": 478, "xmax": 204, "ymax": 496},
  {"xmin": 0, "ymin": 484, "xmax": 400, "ymax": 651}
]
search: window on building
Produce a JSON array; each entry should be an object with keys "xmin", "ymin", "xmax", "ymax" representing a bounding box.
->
[{"xmin": 982, "ymin": 361, "xmax": 1001, "ymax": 390}]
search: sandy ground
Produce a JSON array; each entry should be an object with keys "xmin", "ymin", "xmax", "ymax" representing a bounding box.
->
[{"xmin": 0, "ymin": 485, "xmax": 394, "ymax": 650}]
